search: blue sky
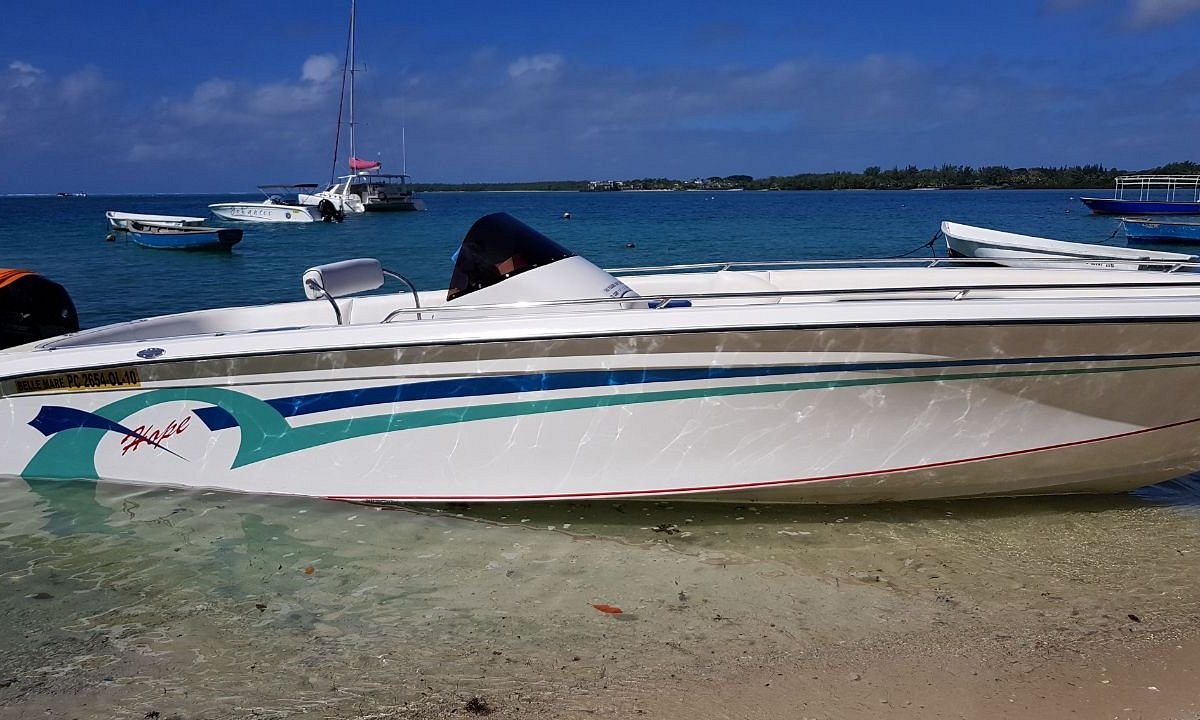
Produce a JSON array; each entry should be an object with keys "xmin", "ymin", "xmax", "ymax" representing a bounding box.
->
[{"xmin": 3, "ymin": 0, "xmax": 1199, "ymax": 193}]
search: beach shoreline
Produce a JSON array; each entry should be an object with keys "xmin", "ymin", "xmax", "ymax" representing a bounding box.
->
[{"xmin": 2, "ymin": 494, "xmax": 1199, "ymax": 720}]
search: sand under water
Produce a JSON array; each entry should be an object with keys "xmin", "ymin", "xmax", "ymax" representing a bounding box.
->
[{"xmin": 1, "ymin": 477, "xmax": 1199, "ymax": 719}]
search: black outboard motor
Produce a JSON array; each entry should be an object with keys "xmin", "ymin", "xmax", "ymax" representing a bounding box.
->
[
  {"xmin": 317, "ymin": 199, "xmax": 345, "ymax": 223},
  {"xmin": 0, "ymin": 270, "xmax": 79, "ymax": 349}
]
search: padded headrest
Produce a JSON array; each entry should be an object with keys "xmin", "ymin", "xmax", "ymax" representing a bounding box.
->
[{"xmin": 303, "ymin": 258, "xmax": 384, "ymax": 299}]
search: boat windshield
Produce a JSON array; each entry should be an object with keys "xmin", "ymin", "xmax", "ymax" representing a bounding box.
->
[{"xmin": 447, "ymin": 213, "xmax": 575, "ymax": 300}]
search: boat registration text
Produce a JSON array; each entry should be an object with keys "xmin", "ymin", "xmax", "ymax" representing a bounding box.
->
[{"xmin": 11, "ymin": 368, "xmax": 142, "ymax": 394}]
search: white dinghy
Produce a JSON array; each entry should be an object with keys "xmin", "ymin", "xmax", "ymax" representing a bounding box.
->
[{"xmin": 942, "ymin": 220, "xmax": 1198, "ymax": 271}]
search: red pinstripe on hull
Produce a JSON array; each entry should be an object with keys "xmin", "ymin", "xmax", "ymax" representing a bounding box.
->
[{"xmin": 326, "ymin": 414, "xmax": 1200, "ymax": 503}]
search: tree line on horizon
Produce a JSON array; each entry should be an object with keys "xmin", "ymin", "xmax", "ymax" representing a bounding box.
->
[{"xmin": 412, "ymin": 161, "xmax": 1200, "ymax": 193}]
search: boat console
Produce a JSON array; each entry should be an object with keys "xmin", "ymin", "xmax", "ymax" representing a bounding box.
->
[{"xmin": 443, "ymin": 213, "xmax": 643, "ymax": 309}]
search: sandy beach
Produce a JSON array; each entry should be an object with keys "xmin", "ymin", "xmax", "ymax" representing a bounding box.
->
[{"xmin": 1, "ymin": 492, "xmax": 1199, "ymax": 720}]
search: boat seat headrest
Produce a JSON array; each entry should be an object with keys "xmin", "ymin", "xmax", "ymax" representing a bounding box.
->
[{"xmin": 303, "ymin": 258, "xmax": 384, "ymax": 299}]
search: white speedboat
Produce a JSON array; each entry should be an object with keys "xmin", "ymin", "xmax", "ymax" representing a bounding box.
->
[
  {"xmin": 209, "ymin": 185, "xmax": 340, "ymax": 223},
  {"xmin": 943, "ymin": 220, "xmax": 1199, "ymax": 271},
  {"xmin": 106, "ymin": 211, "xmax": 206, "ymax": 231},
  {"xmin": 6, "ymin": 213, "xmax": 1200, "ymax": 505}
]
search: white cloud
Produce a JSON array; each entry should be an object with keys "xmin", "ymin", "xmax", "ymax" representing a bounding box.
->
[
  {"xmin": 1128, "ymin": 0, "xmax": 1200, "ymax": 26},
  {"xmin": 59, "ymin": 66, "xmax": 103, "ymax": 104},
  {"xmin": 128, "ymin": 142, "xmax": 191, "ymax": 162},
  {"xmin": 248, "ymin": 81, "xmax": 328, "ymax": 115},
  {"xmin": 302, "ymin": 54, "xmax": 339, "ymax": 83},
  {"xmin": 8, "ymin": 60, "xmax": 44, "ymax": 88},
  {"xmin": 194, "ymin": 78, "xmax": 234, "ymax": 104},
  {"xmin": 507, "ymin": 54, "xmax": 564, "ymax": 79}
]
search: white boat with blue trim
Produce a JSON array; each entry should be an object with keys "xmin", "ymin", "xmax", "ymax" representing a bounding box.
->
[
  {"xmin": 209, "ymin": 185, "xmax": 343, "ymax": 224},
  {"xmin": 5, "ymin": 212, "xmax": 1200, "ymax": 504}
]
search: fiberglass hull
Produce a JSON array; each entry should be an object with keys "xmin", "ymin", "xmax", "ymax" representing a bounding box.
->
[{"xmin": 5, "ymin": 310, "xmax": 1200, "ymax": 504}]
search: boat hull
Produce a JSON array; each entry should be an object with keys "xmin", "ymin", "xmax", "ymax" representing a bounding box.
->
[
  {"xmin": 363, "ymin": 195, "xmax": 426, "ymax": 212},
  {"xmin": 1123, "ymin": 218, "xmax": 1200, "ymax": 244},
  {"xmin": 942, "ymin": 220, "xmax": 1197, "ymax": 270},
  {"xmin": 128, "ymin": 226, "xmax": 243, "ymax": 251},
  {"xmin": 6, "ymin": 320, "xmax": 1200, "ymax": 504},
  {"xmin": 208, "ymin": 203, "xmax": 320, "ymax": 223},
  {"xmin": 106, "ymin": 212, "xmax": 206, "ymax": 230},
  {"xmin": 1080, "ymin": 198, "xmax": 1200, "ymax": 215}
]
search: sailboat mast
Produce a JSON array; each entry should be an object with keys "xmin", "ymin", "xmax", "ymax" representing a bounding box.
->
[{"xmin": 348, "ymin": 0, "xmax": 357, "ymax": 169}]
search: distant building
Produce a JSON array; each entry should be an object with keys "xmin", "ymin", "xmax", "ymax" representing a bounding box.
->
[{"xmin": 586, "ymin": 180, "xmax": 624, "ymax": 191}]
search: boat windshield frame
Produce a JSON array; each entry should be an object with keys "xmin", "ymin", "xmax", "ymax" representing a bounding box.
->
[
  {"xmin": 257, "ymin": 183, "xmax": 320, "ymax": 197},
  {"xmin": 332, "ymin": 173, "xmax": 414, "ymax": 189}
]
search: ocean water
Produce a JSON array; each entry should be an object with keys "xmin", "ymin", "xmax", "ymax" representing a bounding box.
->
[
  {"xmin": 0, "ymin": 188, "xmax": 1131, "ymax": 328},
  {"xmin": 2, "ymin": 190, "xmax": 1199, "ymax": 718}
]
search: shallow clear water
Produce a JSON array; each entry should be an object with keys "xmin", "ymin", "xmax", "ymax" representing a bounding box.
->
[
  {"xmin": 3, "ymin": 477, "xmax": 1199, "ymax": 717},
  {"xmin": 3, "ymin": 190, "xmax": 1200, "ymax": 717}
]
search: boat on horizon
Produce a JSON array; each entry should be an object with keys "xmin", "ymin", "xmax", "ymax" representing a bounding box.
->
[
  {"xmin": 1122, "ymin": 216, "xmax": 1200, "ymax": 244},
  {"xmin": 6, "ymin": 212, "xmax": 1200, "ymax": 505},
  {"xmin": 209, "ymin": 184, "xmax": 343, "ymax": 223},
  {"xmin": 125, "ymin": 220, "xmax": 243, "ymax": 251},
  {"xmin": 1080, "ymin": 175, "xmax": 1200, "ymax": 215},
  {"xmin": 942, "ymin": 220, "xmax": 1199, "ymax": 271},
  {"xmin": 298, "ymin": 0, "xmax": 426, "ymax": 214}
]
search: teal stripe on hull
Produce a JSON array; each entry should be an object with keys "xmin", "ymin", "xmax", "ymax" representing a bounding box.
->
[{"xmin": 21, "ymin": 358, "xmax": 1200, "ymax": 481}]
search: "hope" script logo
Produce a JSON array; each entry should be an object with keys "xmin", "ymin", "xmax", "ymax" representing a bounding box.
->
[{"xmin": 121, "ymin": 416, "xmax": 191, "ymax": 455}]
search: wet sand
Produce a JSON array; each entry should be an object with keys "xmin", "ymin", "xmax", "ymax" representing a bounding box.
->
[{"xmin": 1, "ymin": 484, "xmax": 1199, "ymax": 719}]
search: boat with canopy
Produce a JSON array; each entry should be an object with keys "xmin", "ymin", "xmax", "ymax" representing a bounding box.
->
[{"xmin": 1080, "ymin": 175, "xmax": 1200, "ymax": 215}]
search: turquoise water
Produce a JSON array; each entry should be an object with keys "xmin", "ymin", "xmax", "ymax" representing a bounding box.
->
[
  {"xmin": 1, "ymin": 189, "xmax": 1127, "ymax": 328},
  {"xmin": 2, "ymin": 190, "xmax": 1200, "ymax": 718}
]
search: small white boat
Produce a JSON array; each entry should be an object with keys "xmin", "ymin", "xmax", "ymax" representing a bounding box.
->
[
  {"xmin": 942, "ymin": 220, "xmax": 1199, "ymax": 270},
  {"xmin": 8, "ymin": 213, "xmax": 1200, "ymax": 505},
  {"xmin": 106, "ymin": 211, "xmax": 206, "ymax": 231},
  {"xmin": 209, "ymin": 185, "xmax": 340, "ymax": 224}
]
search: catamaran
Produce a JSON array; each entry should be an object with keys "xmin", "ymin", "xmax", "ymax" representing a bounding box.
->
[{"xmin": 299, "ymin": 0, "xmax": 425, "ymax": 214}]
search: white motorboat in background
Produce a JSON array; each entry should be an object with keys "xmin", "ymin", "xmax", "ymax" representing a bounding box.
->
[
  {"xmin": 209, "ymin": 185, "xmax": 341, "ymax": 223},
  {"xmin": 106, "ymin": 211, "xmax": 206, "ymax": 231},
  {"xmin": 942, "ymin": 220, "xmax": 1199, "ymax": 271},
  {"xmin": 7, "ymin": 213, "xmax": 1200, "ymax": 505}
]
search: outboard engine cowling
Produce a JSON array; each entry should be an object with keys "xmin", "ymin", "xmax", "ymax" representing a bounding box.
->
[
  {"xmin": 445, "ymin": 213, "xmax": 641, "ymax": 309},
  {"xmin": 317, "ymin": 198, "xmax": 344, "ymax": 223},
  {"xmin": 0, "ymin": 269, "xmax": 79, "ymax": 349}
]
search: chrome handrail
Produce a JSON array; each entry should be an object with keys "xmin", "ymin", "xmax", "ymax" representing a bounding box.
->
[
  {"xmin": 606, "ymin": 256, "xmax": 1200, "ymax": 275},
  {"xmin": 376, "ymin": 273, "xmax": 1200, "ymax": 321}
]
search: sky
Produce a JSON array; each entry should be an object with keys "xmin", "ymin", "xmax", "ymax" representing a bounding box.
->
[{"xmin": 2, "ymin": 0, "xmax": 1200, "ymax": 193}]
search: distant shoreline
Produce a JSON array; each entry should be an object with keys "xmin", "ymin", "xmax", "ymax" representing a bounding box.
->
[{"xmin": 6, "ymin": 159, "xmax": 1197, "ymax": 196}]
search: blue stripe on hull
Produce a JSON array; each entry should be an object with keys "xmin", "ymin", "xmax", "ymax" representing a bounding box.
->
[{"xmin": 190, "ymin": 348, "xmax": 1200, "ymax": 431}]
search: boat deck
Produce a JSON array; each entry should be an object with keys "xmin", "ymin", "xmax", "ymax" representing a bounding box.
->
[{"xmin": 13, "ymin": 260, "xmax": 1200, "ymax": 356}]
